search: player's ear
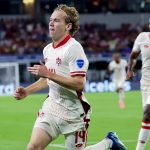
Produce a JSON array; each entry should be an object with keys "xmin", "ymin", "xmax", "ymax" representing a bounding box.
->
[{"xmin": 66, "ymin": 23, "xmax": 72, "ymax": 31}]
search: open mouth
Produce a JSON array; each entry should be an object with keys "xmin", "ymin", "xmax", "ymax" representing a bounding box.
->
[{"xmin": 50, "ymin": 27, "xmax": 55, "ymax": 30}]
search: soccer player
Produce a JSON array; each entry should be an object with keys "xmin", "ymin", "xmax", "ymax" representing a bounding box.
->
[
  {"xmin": 14, "ymin": 4, "xmax": 126, "ymax": 150},
  {"xmin": 108, "ymin": 52, "xmax": 127, "ymax": 109},
  {"xmin": 127, "ymin": 20, "xmax": 150, "ymax": 150}
]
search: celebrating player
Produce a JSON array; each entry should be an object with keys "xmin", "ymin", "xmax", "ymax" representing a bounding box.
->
[
  {"xmin": 14, "ymin": 4, "xmax": 126, "ymax": 150},
  {"xmin": 108, "ymin": 52, "xmax": 127, "ymax": 109},
  {"xmin": 127, "ymin": 20, "xmax": 150, "ymax": 150}
]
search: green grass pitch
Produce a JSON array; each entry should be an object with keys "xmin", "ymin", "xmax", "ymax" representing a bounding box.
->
[{"xmin": 0, "ymin": 91, "xmax": 150, "ymax": 150}]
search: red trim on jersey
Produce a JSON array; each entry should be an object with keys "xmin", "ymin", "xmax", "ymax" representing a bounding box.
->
[
  {"xmin": 71, "ymin": 74, "xmax": 86, "ymax": 77},
  {"xmin": 142, "ymin": 126, "xmax": 150, "ymax": 130},
  {"xmin": 142, "ymin": 121, "xmax": 150, "ymax": 124},
  {"xmin": 84, "ymin": 118, "xmax": 90, "ymax": 129},
  {"xmin": 76, "ymin": 90, "xmax": 90, "ymax": 114},
  {"xmin": 76, "ymin": 90, "xmax": 82, "ymax": 100},
  {"xmin": 52, "ymin": 34, "xmax": 71, "ymax": 49},
  {"xmin": 70, "ymin": 71, "xmax": 86, "ymax": 77},
  {"xmin": 139, "ymin": 140, "xmax": 145, "ymax": 144}
]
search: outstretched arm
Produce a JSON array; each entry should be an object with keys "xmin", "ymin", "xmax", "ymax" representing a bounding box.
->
[{"xmin": 14, "ymin": 77, "xmax": 48, "ymax": 100}]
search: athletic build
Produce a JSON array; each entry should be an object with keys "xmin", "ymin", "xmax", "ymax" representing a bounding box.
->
[
  {"xmin": 14, "ymin": 4, "xmax": 126, "ymax": 150},
  {"xmin": 127, "ymin": 23, "xmax": 150, "ymax": 150}
]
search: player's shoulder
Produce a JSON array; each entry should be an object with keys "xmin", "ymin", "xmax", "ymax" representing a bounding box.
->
[
  {"xmin": 140, "ymin": 32, "xmax": 150, "ymax": 35},
  {"xmin": 121, "ymin": 58, "xmax": 127, "ymax": 62},
  {"xmin": 66, "ymin": 37, "xmax": 84, "ymax": 54},
  {"xmin": 137, "ymin": 32, "xmax": 150, "ymax": 39},
  {"xmin": 109, "ymin": 60, "xmax": 115, "ymax": 65},
  {"xmin": 68, "ymin": 37, "xmax": 83, "ymax": 48},
  {"xmin": 121, "ymin": 59, "xmax": 127, "ymax": 65},
  {"xmin": 43, "ymin": 43, "xmax": 52, "ymax": 50},
  {"xmin": 43, "ymin": 43, "xmax": 52, "ymax": 53}
]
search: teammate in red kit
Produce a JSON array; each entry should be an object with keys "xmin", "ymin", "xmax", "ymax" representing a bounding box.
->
[{"xmin": 14, "ymin": 4, "xmax": 126, "ymax": 150}]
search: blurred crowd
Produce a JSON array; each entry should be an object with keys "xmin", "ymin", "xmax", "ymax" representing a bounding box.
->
[
  {"xmin": 77, "ymin": 23, "xmax": 146, "ymax": 58},
  {"xmin": 0, "ymin": 18, "xmax": 50, "ymax": 55},
  {"xmin": 0, "ymin": 18, "xmax": 148, "ymax": 57}
]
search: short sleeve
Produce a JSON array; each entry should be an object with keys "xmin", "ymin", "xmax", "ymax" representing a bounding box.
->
[
  {"xmin": 109, "ymin": 61, "xmax": 114, "ymax": 71},
  {"xmin": 132, "ymin": 33, "xmax": 143, "ymax": 52},
  {"xmin": 65, "ymin": 44, "xmax": 89, "ymax": 77}
]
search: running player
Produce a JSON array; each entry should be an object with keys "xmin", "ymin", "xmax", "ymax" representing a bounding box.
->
[
  {"xmin": 127, "ymin": 20, "xmax": 150, "ymax": 150},
  {"xmin": 108, "ymin": 52, "xmax": 127, "ymax": 109},
  {"xmin": 14, "ymin": 4, "xmax": 126, "ymax": 150}
]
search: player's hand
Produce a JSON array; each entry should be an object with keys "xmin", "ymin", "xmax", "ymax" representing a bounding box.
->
[
  {"xmin": 126, "ymin": 70, "xmax": 135, "ymax": 80},
  {"xmin": 14, "ymin": 87, "xmax": 28, "ymax": 100},
  {"xmin": 27, "ymin": 62, "xmax": 50, "ymax": 78}
]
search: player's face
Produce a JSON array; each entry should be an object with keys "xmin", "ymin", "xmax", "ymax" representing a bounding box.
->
[
  {"xmin": 113, "ymin": 54, "xmax": 120, "ymax": 63},
  {"xmin": 49, "ymin": 10, "xmax": 69, "ymax": 41}
]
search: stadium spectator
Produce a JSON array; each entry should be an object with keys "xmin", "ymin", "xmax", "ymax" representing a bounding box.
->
[
  {"xmin": 0, "ymin": 18, "xmax": 50, "ymax": 55},
  {"xmin": 0, "ymin": 17, "xmax": 142, "ymax": 57}
]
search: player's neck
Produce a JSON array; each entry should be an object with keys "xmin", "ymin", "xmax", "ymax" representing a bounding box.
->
[
  {"xmin": 53, "ymin": 34, "xmax": 70, "ymax": 47},
  {"xmin": 115, "ymin": 60, "xmax": 120, "ymax": 64}
]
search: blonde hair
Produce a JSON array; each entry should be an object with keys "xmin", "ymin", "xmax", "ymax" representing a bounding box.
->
[{"xmin": 54, "ymin": 4, "xmax": 79, "ymax": 36}]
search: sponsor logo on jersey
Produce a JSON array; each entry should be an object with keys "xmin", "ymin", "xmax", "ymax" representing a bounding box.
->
[{"xmin": 76, "ymin": 59, "xmax": 84, "ymax": 68}]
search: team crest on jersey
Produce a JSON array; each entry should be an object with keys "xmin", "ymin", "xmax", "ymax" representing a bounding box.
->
[
  {"xmin": 56, "ymin": 57, "xmax": 61, "ymax": 66},
  {"xmin": 76, "ymin": 59, "xmax": 84, "ymax": 68},
  {"xmin": 144, "ymin": 45, "xmax": 149, "ymax": 48},
  {"xmin": 38, "ymin": 111, "xmax": 45, "ymax": 118}
]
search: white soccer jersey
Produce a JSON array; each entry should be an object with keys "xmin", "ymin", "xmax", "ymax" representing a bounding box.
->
[
  {"xmin": 109, "ymin": 59, "xmax": 127, "ymax": 81},
  {"xmin": 132, "ymin": 32, "xmax": 150, "ymax": 85},
  {"xmin": 43, "ymin": 35, "xmax": 90, "ymax": 121}
]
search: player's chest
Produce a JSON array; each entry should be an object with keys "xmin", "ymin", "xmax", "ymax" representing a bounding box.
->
[
  {"xmin": 44, "ymin": 50, "xmax": 66, "ymax": 69},
  {"xmin": 113, "ymin": 63, "xmax": 123, "ymax": 69},
  {"xmin": 140, "ymin": 43, "xmax": 150, "ymax": 57}
]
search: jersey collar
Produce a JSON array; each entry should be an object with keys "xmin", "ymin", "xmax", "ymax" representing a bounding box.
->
[{"xmin": 52, "ymin": 34, "xmax": 71, "ymax": 49}]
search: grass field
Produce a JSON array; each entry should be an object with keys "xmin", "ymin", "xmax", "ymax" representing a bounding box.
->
[{"xmin": 0, "ymin": 91, "xmax": 150, "ymax": 150}]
